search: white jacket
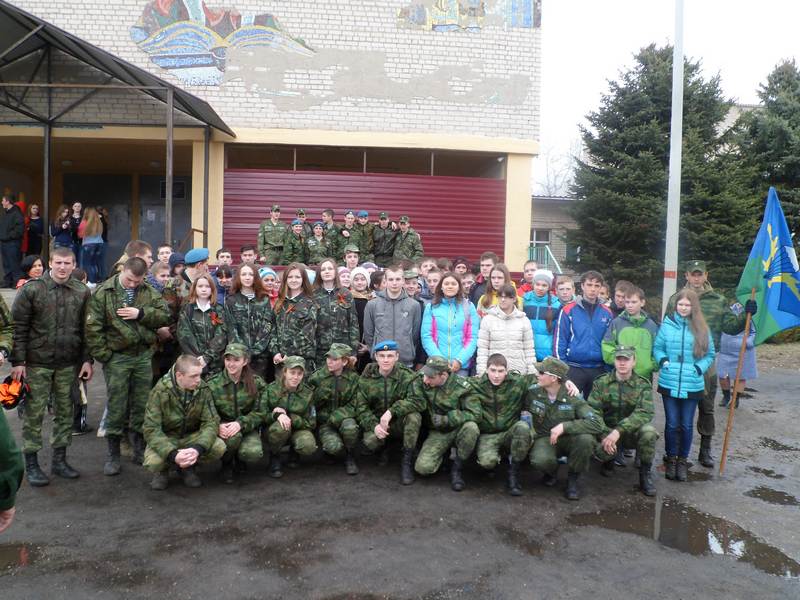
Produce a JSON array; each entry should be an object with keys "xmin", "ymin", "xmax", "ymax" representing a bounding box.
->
[{"xmin": 476, "ymin": 305, "xmax": 536, "ymax": 375}]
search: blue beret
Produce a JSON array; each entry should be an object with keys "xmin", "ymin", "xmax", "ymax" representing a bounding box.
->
[
  {"xmin": 291, "ymin": 218, "xmax": 302, "ymax": 225},
  {"xmin": 357, "ymin": 210, "xmax": 369, "ymax": 217},
  {"xmin": 373, "ymin": 340, "xmax": 398, "ymax": 353},
  {"xmin": 313, "ymin": 221, "xmax": 324, "ymax": 227},
  {"xmin": 184, "ymin": 248, "xmax": 209, "ymax": 265}
]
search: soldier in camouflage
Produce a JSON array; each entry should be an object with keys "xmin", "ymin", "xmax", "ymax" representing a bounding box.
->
[
  {"xmin": 143, "ymin": 355, "xmax": 225, "ymax": 490},
  {"xmin": 176, "ymin": 274, "xmax": 228, "ymax": 377},
  {"xmin": 270, "ymin": 264, "xmax": 318, "ymax": 372},
  {"xmin": 392, "ymin": 216, "xmax": 424, "ymax": 264},
  {"xmin": 85, "ymin": 257, "xmax": 170, "ymax": 476},
  {"xmin": 306, "ymin": 343, "xmax": 361, "ymax": 475},
  {"xmin": 355, "ymin": 210, "xmax": 375, "ymax": 262},
  {"xmin": 524, "ymin": 357, "xmax": 604, "ymax": 500},
  {"xmin": 11, "ymin": 247, "xmax": 92, "ymax": 486},
  {"xmin": 305, "ymin": 222, "xmax": 331, "ymax": 265},
  {"xmin": 382, "ymin": 356, "xmax": 480, "ymax": 492},
  {"xmin": 373, "ymin": 212, "xmax": 398, "ymax": 267},
  {"xmin": 282, "ymin": 219, "xmax": 307, "ymax": 265},
  {"xmin": 313, "ymin": 259, "xmax": 360, "ymax": 368},
  {"xmin": 588, "ymin": 346, "xmax": 658, "ymax": 496},
  {"xmin": 257, "ymin": 204, "xmax": 288, "ymax": 265},
  {"xmin": 329, "ymin": 210, "xmax": 363, "ymax": 262},
  {"xmin": 296, "ymin": 208, "xmax": 315, "ymax": 239}
]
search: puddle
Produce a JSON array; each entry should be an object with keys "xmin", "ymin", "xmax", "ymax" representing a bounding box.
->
[
  {"xmin": 494, "ymin": 524, "xmax": 543, "ymax": 556},
  {"xmin": 758, "ymin": 437, "xmax": 800, "ymax": 452},
  {"xmin": 569, "ymin": 497, "xmax": 800, "ymax": 578},
  {"xmin": 0, "ymin": 543, "xmax": 41, "ymax": 573},
  {"xmin": 747, "ymin": 466, "xmax": 786, "ymax": 480},
  {"xmin": 745, "ymin": 486, "xmax": 800, "ymax": 507},
  {"xmin": 754, "ymin": 409, "xmax": 777, "ymax": 414}
]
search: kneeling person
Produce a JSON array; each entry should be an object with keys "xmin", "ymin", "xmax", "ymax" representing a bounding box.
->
[{"xmin": 143, "ymin": 355, "xmax": 225, "ymax": 490}]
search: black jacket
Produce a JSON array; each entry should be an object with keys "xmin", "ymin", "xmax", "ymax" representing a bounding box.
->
[{"xmin": 0, "ymin": 204, "xmax": 24, "ymax": 242}]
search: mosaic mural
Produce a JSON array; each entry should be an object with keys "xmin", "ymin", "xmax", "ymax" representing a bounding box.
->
[
  {"xmin": 397, "ymin": 0, "xmax": 541, "ymax": 32},
  {"xmin": 130, "ymin": 0, "xmax": 315, "ymax": 85}
]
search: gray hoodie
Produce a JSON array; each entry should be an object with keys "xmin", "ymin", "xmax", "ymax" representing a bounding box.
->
[{"xmin": 363, "ymin": 289, "xmax": 421, "ymax": 365}]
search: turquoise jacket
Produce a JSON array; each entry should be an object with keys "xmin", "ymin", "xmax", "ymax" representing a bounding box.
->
[
  {"xmin": 653, "ymin": 313, "xmax": 715, "ymax": 398},
  {"xmin": 421, "ymin": 298, "xmax": 479, "ymax": 368},
  {"xmin": 522, "ymin": 291, "xmax": 561, "ymax": 360}
]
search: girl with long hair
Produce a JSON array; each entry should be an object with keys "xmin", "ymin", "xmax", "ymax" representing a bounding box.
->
[
  {"xmin": 177, "ymin": 274, "xmax": 228, "ymax": 376},
  {"xmin": 50, "ymin": 204, "xmax": 73, "ymax": 250},
  {"xmin": 26, "ymin": 203, "xmax": 43, "ymax": 256},
  {"xmin": 522, "ymin": 269, "xmax": 562, "ymax": 360},
  {"xmin": 477, "ymin": 263, "xmax": 521, "ymax": 318},
  {"xmin": 270, "ymin": 262, "xmax": 318, "ymax": 373},
  {"xmin": 313, "ymin": 258, "xmax": 359, "ymax": 368},
  {"xmin": 77, "ymin": 207, "xmax": 105, "ymax": 284}
]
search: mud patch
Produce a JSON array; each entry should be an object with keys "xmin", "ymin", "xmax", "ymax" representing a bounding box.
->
[
  {"xmin": 0, "ymin": 543, "xmax": 41, "ymax": 574},
  {"xmin": 494, "ymin": 524, "xmax": 543, "ymax": 556},
  {"xmin": 687, "ymin": 471, "xmax": 712, "ymax": 482},
  {"xmin": 758, "ymin": 437, "xmax": 800, "ymax": 452},
  {"xmin": 753, "ymin": 409, "xmax": 777, "ymax": 414},
  {"xmin": 747, "ymin": 466, "xmax": 786, "ymax": 480},
  {"xmin": 745, "ymin": 486, "xmax": 800, "ymax": 507}
]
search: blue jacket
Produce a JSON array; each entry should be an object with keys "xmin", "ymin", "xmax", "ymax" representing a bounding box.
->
[
  {"xmin": 553, "ymin": 297, "xmax": 613, "ymax": 368},
  {"xmin": 653, "ymin": 313, "xmax": 715, "ymax": 399},
  {"xmin": 421, "ymin": 297, "xmax": 479, "ymax": 368},
  {"xmin": 522, "ymin": 291, "xmax": 561, "ymax": 361}
]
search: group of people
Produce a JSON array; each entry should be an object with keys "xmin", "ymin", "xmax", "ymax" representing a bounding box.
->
[{"xmin": 0, "ymin": 211, "xmax": 759, "ymax": 532}]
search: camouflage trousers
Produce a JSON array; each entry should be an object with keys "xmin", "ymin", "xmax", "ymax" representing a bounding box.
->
[
  {"xmin": 415, "ymin": 422, "xmax": 480, "ymax": 476},
  {"xmin": 476, "ymin": 422, "xmax": 532, "ymax": 470},
  {"xmin": 143, "ymin": 432, "xmax": 226, "ymax": 472},
  {"xmin": 530, "ymin": 433, "xmax": 595, "ymax": 475},
  {"xmin": 263, "ymin": 249, "xmax": 283, "ymax": 266},
  {"xmin": 318, "ymin": 419, "xmax": 360, "ymax": 456},
  {"xmin": 362, "ymin": 412, "xmax": 421, "ymax": 451},
  {"xmin": 103, "ymin": 351, "xmax": 152, "ymax": 436},
  {"xmin": 222, "ymin": 430, "xmax": 264, "ymax": 463},
  {"xmin": 22, "ymin": 365, "xmax": 77, "ymax": 454},
  {"xmin": 595, "ymin": 425, "xmax": 658, "ymax": 466},
  {"xmin": 699, "ymin": 364, "xmax": 717, "ymax": 438},
  {"xmin": 265, "ymin": 421, "xmax": 317, "ymax": 456}
]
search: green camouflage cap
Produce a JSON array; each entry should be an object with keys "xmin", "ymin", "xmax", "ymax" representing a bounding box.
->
[
  {"xmin": 296, "ymin": 208, "xmax": 306, "ymax": 216},
  {"xmin": 223, "ymin": 342, "xmax": 249, "ymax": 358},
  {"xmin": 379, "ymin": 211, "xmax": 389, "ymax": 219},
  {"xmin": 325, "ymin": 343, "xmax": 353, "ymax": 359},
  {"xmin": 343, "ymin": 244, "xmax": 360, "ymax": 254},
  {"xmin": 613, "ymin": 345, "xmax": 636, "ymax": 359},
  {"xmin": 535, "ymin": 357, "xmax": 569, "ymax": 380},
  {"xmin": 686, "ymin": 259, "xmax": 706, "ymax": 273},
  {"xmin": 422, "ymin": 356, "xmax": 450, "ymax": 377},
  {"xmin": 271, "ymin": 204, "xmax": 281, "ymax": 212},
  {"xmin": 403, "ymin": 269, "xmax": 419, "ymax": 280},
  {"xmin": 283, "ymin": 356, "xmax": 306, "ymax": 370},
  {"xmin": 399, "ymin": 215, "xmax": 410, "ymax": 224}
]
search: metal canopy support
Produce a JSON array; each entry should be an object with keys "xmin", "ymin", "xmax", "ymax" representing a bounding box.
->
[
  {"xmin": 165, "ymin": 88, "xmax": 174, "ymax": 245},
  {"xmin": 203, "ymin": 126, "xmax": 210, "ymax": 247},
  {"xmin": 50, "ymin": 76, "xmax": 113, "ymax": 121},
  {"xmin": 0, "ymin": 23, "xmax": 43, "ymax": 62}
]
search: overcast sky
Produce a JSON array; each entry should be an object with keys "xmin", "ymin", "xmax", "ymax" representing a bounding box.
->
[{"xmin": 532, "ymin": 0, "xmax": 800, "ymax": 193}]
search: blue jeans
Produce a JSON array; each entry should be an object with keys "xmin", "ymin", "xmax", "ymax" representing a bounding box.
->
[
  {"xmin": 662, "ymin": 394, "xmax": 700, "ymax": 458},
  {"xmin": 80, "ymin": 242, "xmax": 104, "ymax": 283}
]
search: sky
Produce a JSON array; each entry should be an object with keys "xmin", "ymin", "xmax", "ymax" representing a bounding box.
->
[{"xmin": 532, "ymin": 0, "xmax": 800, "ymax": 194}]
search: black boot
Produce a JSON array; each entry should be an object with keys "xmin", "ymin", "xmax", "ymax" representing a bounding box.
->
[
  {"xmin": 24, "ymin": 452, "xmax": 50, "ymax": 487},
  {"xmin": 400, "ymin": 448, "xmax": 415, "ymax": 486},
  {"xmin": 268, "ymin": 453, "xmax": 283, "ymax": 478},
  {"xmin": 565, "ymin": 472, "xmax": 580, "ymax": 501},
  {"xmin": 541, "ymin": 472, "xmax": 557, "ymax": 487},
  {"xmin": 344, "ymin": 449, "xmax": 359, "ymax": 476},
  {"xmin": 639, "ymin": 462, "xmax": 656, "ymax": 496},
  {"xmin": 180, "ymin": 466, "xmax": 202, "ymax": 488},
  {"xmin": 377, "ymin": 448, "xmax": 389, "ymax": 466},
  {"xmin": 698, "ymin": 436, "xmax": 714, "ymax": 468},
  {"xmin": 150, "ymin": 470, "xmax": 169, "ymax": 491},
  {"xmin": 450, "ymin": 457, "xmax": 465, "ymax": 492},
  {"xmin": 507, "ymin": 460, "xmax": 522, "ymax": 496},
  {"xmin": 719, "ymin": 389, "xmax": 731, "ymax": 408},
  {"xmin": 287, "ymin": 448, "xmax": 300, "ymax": 469},
  {"xmin": 51, "ymin": 447, "xmax": 79, "ymax": 479},
  {"xmin": 665, "ymin": 456, "xmax": 677, "ymax": 480},
  {"xmin": 131, "ymin": 432, "xmax": 145, "ymax": 466},
  {"xmin": 103, "ymin": 436, "xmax": 121, "ymax": 476},
  {"xmin": 601, "ymin": 460, "xmax": 615, "ymax": 477},
  {"xmin": 676, "ymin": 457, "xmax": 689, "ymax": 482},
  {"xmin": 219, "ymin": 452, "xmax": 235, "ymax": 484}
]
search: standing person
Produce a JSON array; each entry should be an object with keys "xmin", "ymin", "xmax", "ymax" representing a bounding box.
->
[
  {"xmin": 717, "ymin": 319, "xmax": 757, "ymax": 409},
  {"xmin": 392, "ymin": 216, "xmax": 424, "ymax": 264},
  {"xmin": 305, "ymin": 222, "xmax": 330, "ymax": 265},
  {"xmin": 156, "ymin": 244, "xmax": 173, "ymax": 264},
  {"xmin": 654, "ymin": 289, "xmax": 715, "ymax": 482},
  {"xmin": 350, "ymin": 266, "xmax": 372, "ymax": 372},
  {"xmin": 468, "ymin": 252, "xmax": 498, "ymax": 305},
  {"xmin": 50, "ymin": 205, "xmax": 73, "ymax": 250},
  {"xmin": 554, "ymin": 270, "xmax": 614, "ymax": 399},
  {"xmin": 147, "ymin": 261, "xmax": 171, "ymax": 293},
  {"xmin": 328, "ymin": 210, "xmax": 361, "ymax": 262},
  {"xmin": 281, "ymin": 219, "xmax": 307, "ymax": 265},
  {"xmin": 420, "ymin": 267, "xmax": 441, "ymax": 304},
  {"xmin": 77, "ymin": 207, "xmax": 105, "ymax": 286},
  {"xmin": 476, "ymin": 263, "xmax": 522, "ymax": 318},
  {"xmin": 0, "ymin": 405, "xmax": 23, "ymax": 534},
  {"xmin": 26, "ymin": 203, "xmax": 44, "ymax": 257},
  {"xmin": 213, "ymin": 264, "xmax": 234, "ymax": 305},
  {"xmin": 11, "ymin": 247, "xmax": 93, "ymax": 486},
  {"xmin": 0, "ymin": 195, "xmax": 24, "ymax": 288},
  {"xmin": 611, "ymin": 280, "xmax": 635, "ymax": 317},
  {"xmin": 602, "ymin": 286, "xmax": 658, "ymax": 380},
  {"xmin": 522, "ymin": 269, "xmax": 561, "ymax": 361},
  {"xmin": 516, "ymin": 260, "xmax": 539, "ymax": 297},
  {"xmin": 96, "ymin": 206, "xmax": 109, "ymax": 281},
  {"xmin": 320, "ymin": 208, "xmax": 340, "ymax": 241},
  {"xmin": 555, "ymin": 276, "xmax": 576, "ymax": 305},
  {"xmin": 257, "ymin": 204, "xmax": 287, "ymax": 265},
  {"xmin": 215, "ymin": 247, "xmax": 233, "ymax": 267},
  {"xmin": 270, "ymin": 263, "xmax": 318, "ymax": 373},
  {"xmin": 342, "ymin": 244, "xmax": 360, "ymax": 270},
  {"xmin": 363, "ymin": 265, "xmax": 421, "ymax": 368},
  {"xmin": 420, "ymin": 272, "xmax": 479, "ymax": 376},
  {"xmin": 168, "ymin": 252, "xmax": 185, "ymax": 277},
  {"xmin": 460, "ymin": 271, "xmax": 475, "ymax": 297},
  {"xmin": 239, "ymin": 245, "xmax": 258, "ymax": 265},
  {"xmin": 259, "ymin": 267, "xmax": 279, "ymax": 308},
  {"xmin": 295, "ymin": 208, "xmax": 314, "ymax": 239},
  {"xmin": 85, "ymin": 257, "xmax": 170, "ymax": 475},
  {"xmin": 355, "ymin": 210, "xmax": 374, "ymax": 262},
  {"xmin": 177, "ymin": 274, "xmax": 228, "ymax": 377},
  {"xmin": 372, "ymin": 211, "xmax": 397, "ymax": 267},
  {"xmin": 452, "ymin": 257, "xmax": 470, "ymax": 277},
  {"xmin": 16, "ymin": 255, "xmax": 44, "ymax": 289},
  {"xmin": 476, "ymin": 283, "xmax": 536, "ymax": 376},
  {"xmin": 313, "ymin": 258, "xmax": 360, "ymax": 368},
  {"xmin": 68, "ymin": 201, "xmax": 82, "ymax": 262}
]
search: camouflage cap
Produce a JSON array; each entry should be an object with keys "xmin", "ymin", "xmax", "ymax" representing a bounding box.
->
[
  {"xmin": 403, "ymin": 269, "xmax": 419, "ymax": 280},
  {"xmin": 613, "ymin": 345, "xmax": 635, "ymax": 359},
  {"xmin": 283, "ymin": 356, "xmax": 306, "ymax": 371},
  {"xmin": 379, "ymin": 211, "xmax": 389, "ymax": 219},
  {"xmin": 296, "ymin": 208, "xmax": 306, "ymax": 216},
  {"xmin": 686, "ymin": 259, "xmax": 706, "ymax": 273},
  {"xmin": 399, "ymin": 215, "xmax": 410, "ymax": 224},
  {"xmin": 344, "ymin": 209, "xmax": 355, "ymax": 217},
  {"xmin": 422, "ymin": 356, "xmax": 450, "ymax": 377},
  {"xmin": 271, "ymin": 204, "xmax": 281, "ymax": 212},
  {"xmin": 325, "ymin": 343, "xmax": 353, "ymax": 359},
  {"xmin": 223, "ymin": 342, "xmax": 249, "ymax": 359},
  {"xmin": 343, "ymin": 244, "xmax": 360, "ymax": 254},
  {"xmin": 535, "ymin": 357, "xmax": 569, "ymax": 380}
]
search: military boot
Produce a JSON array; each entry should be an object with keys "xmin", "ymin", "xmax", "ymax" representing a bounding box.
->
[
  {"xmin": 639, "ymin": 462, "xmax": 656, "ymax": 496},
  {"xmin": 565, "ymin": 472, "xmax": 580, "ymax": 501},
  {"xmin": 131, "ymin": 432, "xmax": 145, "ymax": 466},
  {"xmin": 698, "ymin": 436, "xmax": 714, "ymax": 468},
  {"xmin": 400, "ymin": 448, "xmax": 415, "ymax": 486},
  {"xmin": 51, "ymin": 447, "xmax": 79, "ymax": 479},
  {"xmin": 150, "ymin": 470, "xmax": 169, "ymax": 491},
  {"xmin": 219, "ymin": 452, "xmax": 235, "ymax": 484},
  {"xmin": 676, "ymin": 457, "xmax": 689, "ymax": 482},
  {"xmin": 601, "ymin": 460, "xmax": 615, "ymax": 477},
  {"xmin": 180, "ymin": 466, "xmax": 202, "ymax": 488},
  {"xmin": 268, "ymin": 453, "xmax": 283, "ymax": 478},
  {"xmin": 450, "ymin": 457, "xmax": 465, "ymax": 492},
  {"xmin": 103, "ymin": 436, "xmax": 121, "ymax": 476},
  {"xmin": 24, "ymin": 453, "xmax": 50, "ymax": 487},
  {"xmin": 507, "ymin": 460, "xmax": 522, "ymax": 497},
  {"xmin": 665, "ymin": 456, "xmax": 677, "ymax": 480},
  {"xmin": 344, "ymin": 449, "xmax": 359, "ymax": 476}
]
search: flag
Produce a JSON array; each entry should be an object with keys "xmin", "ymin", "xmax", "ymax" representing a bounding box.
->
[{"xmin": 736, "ymin": 187, "xmax": 800, "ymax": 344}]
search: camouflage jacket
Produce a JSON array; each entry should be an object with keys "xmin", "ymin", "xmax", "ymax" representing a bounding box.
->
[
  {"xmin": 281, "ymin": 231, "xmax": 307, "ymax": 265},
  {"xmin": 143, "ymin": 367, "xmax": 220, "ymax": 458},
  {"xmin": 467, "ymin": 372, "xmax": 537, "ymax": 434},
  {"xmin": 177, "ymin": 302, "xmax": 228, "ymax": 375},
  {"xmin": 223, "ymin": 292, "xmax": 274, "ymax": 358},
  {"xmin": 355, "ymin": 221, "xmax": 375, "ymax": 262},
  {"xmin": 524, "ymin": 384, "xmax": 603, "ymax": 439},
  {"xmin": 206, "ymin": 369, "xmax": 268, "ymax": 434},
  {"xmin": 391, "ymin": 373, "xmax": 480, "ymax": 432},
  {"xmin": 329, "ymin": 225, "xmax": 362, "ymax": 261},
  {"xmin": 0, "ymin": 295, "xmax": 11, "ymax": 357},
  {"xmin": 354, "ymin": 362, "xmax": 419, "ymax": 431},
  {"xmin": 313, "ymin": 287, "xmax": 360, "ymax": 365},
  {"xmin": 587, "ymin": 371, "xmax": 654, "ymax": 436},
  {"xmin": 11, "ymin": 272, "xmax": 91, "ymax": 367},
  {"xmin": 270, "ymin": 293, "xmax": 318, "ymax": 368},
  {"xmin": 306, "ymin": 366, "xmax": 360, "ymax": 426},
  {"xmin": 257, "ymin": 218, "xmax": 288, "ymax": 257},
  {"xmin": 265, "ymin": 379, "xmax": 316, "ymax": 430},
  {"xmin": 162, "ymin": 274, "xmax": 191, "ymax": 333},
  {"xmin": 393, "ymin": 228, "xmax": 424, "ymax": 263},
  {"xmin": 372, "ymin": 224, "xmax": 398, "ymax": 265},
  {"xmin": 666, "ymin": 282, "xmax": 746, "ymax": 349},
  {"xmin": 85, "ymin": 275, "xmax": 170, "ymax": 363},
  {"xmin": 304, "ymin": 235, "xmax": 331, "ymax": 265}
]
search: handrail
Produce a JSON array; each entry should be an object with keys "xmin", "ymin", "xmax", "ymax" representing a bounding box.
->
[{"xmin": 178, "ymin": 228, "xmax": 206, "ymax": 252}]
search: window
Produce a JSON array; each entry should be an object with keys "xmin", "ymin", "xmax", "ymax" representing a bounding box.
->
[{"xmin": 530, "ymin": 228, "xmax": 550, "ymax": 246}]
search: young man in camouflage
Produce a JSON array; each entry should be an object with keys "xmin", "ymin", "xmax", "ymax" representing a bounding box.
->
[
  {"xmin": 143, "ymin": 355, "xmax": 225, "ymax": 490},
  {"xmin": 306, "ymin": 343, "xmax": 361, "ymax": 475},
  {"xmin": 372, "ymin": 211, "xmax": 398, "ymax": 267},
  {"xmin": 257, "ymin": 204, "xmax": 288, "ymax": 265},
  {"xmin": 296, "ymin": 208, "xmax": 315, "ymax": 239},
  {"xmin": 355, "ymin": 210, "xmax": 374, "ymax": 262},
  {"xmin": 588, "ymin": 346, "xmax": 658, "ymax": 496},
  {"xmin": 524, "ymin": 357, "xmax": 604, "ymax": 501},
  {"xmin": 11, "ymin": 247, "xmax": 92, "ymax": 486},
  {"xmin": 331, "ymin": 210, "xmax": 362, "ymax": 262},
  {"xmin": 380, "ymin": 356, "xmax": 480, "ymax": 492},
  {"xmin": 665, "ymin": 259, "xmax": 755, "ymax": 468},
  {"xmin": 281, "ymin": 219, "xmax": 307, "ymax": 265},
  {"xmin": 392, "ymin": 216, "xmax": 424, "ymax": 264},
  {"xmin": 85, "ymin": 257, "xmax": 170, "ymax": 476}
]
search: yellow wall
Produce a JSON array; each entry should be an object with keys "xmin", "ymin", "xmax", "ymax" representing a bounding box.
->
[{"xmin": 505, "ymin": 154, "xmax": 533, "ymax": 269}]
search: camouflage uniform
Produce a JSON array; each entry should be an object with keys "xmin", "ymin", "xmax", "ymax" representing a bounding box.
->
[
  {"xmin": 588, "ymin": 371, "xmax": 658, "ymax": 465},
  {"xmin": 393, "ymin": 228, "xmax": 424, "ymax": 264},
  {"xmin": 281, "ymin": 230, "xmax": 306, "ymax": 265},
  {"xmin": 85, "ymin": 274, "xmax": 170, "ymax": 436},
  {"xmin": 372, "ymin": 224, "xmax": 398, "ymax": 267},
  {"xmin": 206, "ymin": 369, "xmax": 268, "ymax": 463},
  {"xmin": 264, "ymin": 378, "xmax": 317, "ymax": 456},
  {"xmin": 304, "ymin": 235, "xmax": 331, "ymax": 265},
  {"xmin": 177, "ymin": 302, "xmax": 228, "ymax": 377},
  {"xmin": 142, "ymin": 368, "xmax": 225, "ymax": 472},
  {"xmin": 313, "ymin": 287, "xmax": 360, "ymax": 368},
  {"xmin": 11, "ymin": 273, "xmax": 91, "ymax": 453},
  {"xmin": 355, "ymin": 221, "xmax": 375, "ymax": 262},
  {"xmin": 270, "ymin": 294, "xmax": 318, "ymax": 371},
  {"xmin": 156, "ymin": 274, "xmax": 189, "ymax": 379},
  {"xmin": 330, "ymin": 225, "xmax": 362, "ymax": 262},
  {"xmin": 391, "ymin": 373, "xmax": 480, "ymax": 475},
  {"xmin": 307, "ymin": 364, "xmax": 360, "ymax": 455},
  {"xmin": 0, "ymin": 295, "xmax": 12, "ymax": 358},
  {"xmin": 355, "ymin": 362, "xmax": 421, "ymax": 451},
  {"xmin": 223, "ymin": 292, "xmax": 274, "ymax": 376},
  {"xmin": 257, "ymin": 219, "xmax": 288, "ymax": 265}
]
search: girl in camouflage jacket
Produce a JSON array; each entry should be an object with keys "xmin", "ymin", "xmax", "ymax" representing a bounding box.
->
[
  {"xmin": 177, "ymin": 275, "xmax": 228, "ymax": 377},
  {"xmin": 270, "ymin": 263, "xmax": 319, "ymax": 373},
  {"xmin": 312, "ymin": 259, "xmax": 360, "ymax": 368}
]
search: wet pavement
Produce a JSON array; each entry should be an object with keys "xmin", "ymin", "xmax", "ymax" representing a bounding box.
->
[{"xmin": 1, "ymin": 364, "xmax": 799, "ymax": 599}]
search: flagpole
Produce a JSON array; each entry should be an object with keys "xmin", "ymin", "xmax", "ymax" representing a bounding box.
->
[{"xmin": 718, "ymin": 287, "xmax": 756, "ymax": 476}]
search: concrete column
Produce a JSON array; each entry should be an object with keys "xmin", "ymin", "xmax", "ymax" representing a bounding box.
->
[{"xmin": 504, "ymin": 153, "xmax": 533, "ymax": 269}]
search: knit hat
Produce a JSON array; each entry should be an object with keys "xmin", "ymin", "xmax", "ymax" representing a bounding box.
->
[
  {"xmin": 259, "ymin": 267, "xmax": 277, "ymax": 279},
  {"xmin": 168, "ymin": 252, "xmax": 185, "ymax": 269},
  {"xmin": 532, "ymin": 269, "xmax": 554, "ymax": 285}
]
